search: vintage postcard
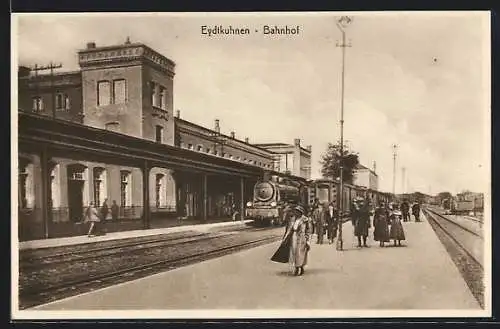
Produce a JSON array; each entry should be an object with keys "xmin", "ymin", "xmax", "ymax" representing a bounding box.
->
[{"xmin": 11, "ymin": 11, "xmax": 491, "ymax": 320}]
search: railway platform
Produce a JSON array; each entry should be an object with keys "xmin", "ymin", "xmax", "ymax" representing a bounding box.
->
[
  {"xmin": 19, "ymin": 219, "xmax": 253, "ymax": 251},
  {"xmin": 28, "ymin": 211, "xmax": 483, "ymax": 316}
]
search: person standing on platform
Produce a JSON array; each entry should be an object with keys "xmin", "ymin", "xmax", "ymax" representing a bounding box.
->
[
  {"xmin": 351, "ymin": 198, "xmax": 361, "ymax": 227},
  {"xmin": 389, "ymin": 205, "xmax": 406, "ymax": 246},
  {"xmin": 99, "ymin": 198, "xmax": 109, "ymax": 236},
  {"xmin": 373, "ymin": 202, "xmax": 390, "ymax": 247},
  {"xmin": 85, "ymin": 201, "xmax": 100, "ymax": 237},
  {"xmin": 354, "ymin": 198, "xmax": 371, "ymax": 248},
  {"xmin": 325, "ymin": 203, "xmax": 338, "ymax": 244},
  {"xmin": 111, "ymin": 200, "xmax": 119, "ymax": 221},
  {"xmin": 401, "ymin": 200, "xmax": 410, "ymax": 222},
  {"xmin": 412, "ymin": 202, "xmax": 421, "ymax": 222},
  {"xmin": 312, "ymin": 203, "xmax": 326, "ymax": 244},
  {"xmin": 271, "ymin": 205, "xmax": 312, "ymax": 276}
]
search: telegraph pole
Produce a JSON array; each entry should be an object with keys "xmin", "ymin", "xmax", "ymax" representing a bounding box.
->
[
  {"xmin": 402, "ymin": 167, "xmax": 406, "ymax": 195},
  {"xmin": 31, "ymin": 62, "xmax": 63, "ymax": 118},
  {"xmin": 392, "ymin": 144, "xmax": 398, "ymax": 197},
  {"xmin": 335, "ymin": 15, "xmax": 352, "ymax": 252}
]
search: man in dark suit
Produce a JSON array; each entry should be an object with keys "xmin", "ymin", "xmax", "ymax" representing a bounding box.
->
[{"xmin": 325, "ymin": 203, "xmax": 338, "ymax": 244}]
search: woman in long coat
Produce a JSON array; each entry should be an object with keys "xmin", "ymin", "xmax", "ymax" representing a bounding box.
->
[
  {"xmin": 389, "ymin": 208, "xmax": 406, "ymax": 246},
  {"xmin": 271, "ymin": 205, "xmax": 312, "ymax": 276},
  {"xmin": 373, "ymin": 202, "xmax": 390, "ymax": 247}
]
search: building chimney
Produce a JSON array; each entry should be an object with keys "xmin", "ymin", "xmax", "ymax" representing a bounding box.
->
[
  {"xmin": 125, "ymin": 36, "xmax": 131, "ymax": 45},
  {"xmin": 86, "ymin": 42, "xmax": 96, "ymax": 49},
  {"xmin": 373, "ymin": 161, "xmax": 377, "ymax": 173},
  {"xmin": 245, "ymin": 137, "xmax": 249, "ymax": 143},
  {"xmin": 294, "ymin": 138, "xmax": 301, "ymax": 147},
  {"xmin": 214, "ymin": 119, "xmax": 220, "ymax": 133},
  {"xmin": 176, "ymin": 110, "xmax": 180, "ymax": 118},
  {"xmin": 306, "ymin": 145, "xmax": 312, "ymax": 152},
  {"xmin": 230, "ymin": 131, "xmax": 235, "ymax": 139}
]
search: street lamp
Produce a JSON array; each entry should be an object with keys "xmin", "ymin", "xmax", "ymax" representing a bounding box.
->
[{"xmin": 335, "ymin": 15, "xmax": 352, "ymax": 251}]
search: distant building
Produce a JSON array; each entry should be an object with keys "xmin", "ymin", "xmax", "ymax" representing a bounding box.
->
[
  {"xmin": 353, "ymin": 163, "xmax": 378, "ymax": 191},
  {"xmin": 253, "ymin": 139, "xmax": 312, "ymax": 179}
]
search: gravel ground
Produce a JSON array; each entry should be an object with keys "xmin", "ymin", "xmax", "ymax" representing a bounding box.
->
[
  {"xmin": 424, "ymin": 209, "xmax": 484, "ymax": 309},
  {"xmin": 19, "ymin": 226, "xmax": 282, "ymax": 309}
]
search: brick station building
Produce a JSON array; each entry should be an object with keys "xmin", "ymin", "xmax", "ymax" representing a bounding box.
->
[{"xmin": 17, "ymin": 38, "xmax": 311, "ymax": 240}]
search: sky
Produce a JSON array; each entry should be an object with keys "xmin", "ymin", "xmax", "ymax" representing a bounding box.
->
[{"xmin": 13, "ymin": 12, "xmax": 490, "ymax": 195}]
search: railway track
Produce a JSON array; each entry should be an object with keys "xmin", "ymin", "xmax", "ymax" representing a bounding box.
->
[
  {"xmin": 20, "ymin": 225, "xmax": 266, "ymax": 268},
  {"xmin": 423, "ymin": 206, "xmax": 484, "ymax": 308},
  {"xmin": 20, "ymin": 232, "xmax": 212, "ymax": 269},
  {"xmin": 19, "ymin": 228, "xmax": 281, "ymax": 309},
  {"xmin": 423, "ymin": 207, "xmax": 483, "ymax": 268}
]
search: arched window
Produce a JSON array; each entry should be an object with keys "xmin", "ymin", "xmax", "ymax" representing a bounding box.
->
[
  {"xmin": 93, "ymin": 167, "xmax": 107, "ymax": 207},
  {"xmin": 49, "ymin": 162, "xmax": 61, "ymax": 209},
  {"xmin": 120, "ymin": 170, "xmax": 132, "ymax": 207},
  {"xmin": 155, "ymin": 173, "xmax": 166, "ymax": 208}
]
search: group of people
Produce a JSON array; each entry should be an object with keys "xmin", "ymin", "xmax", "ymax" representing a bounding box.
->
[
  {"xmin": 83, "ymin": 199, "xmax": 120, "ymax": 237},
  {"xmin": 271, "ymin": 197, "xmax": 422, "ymax": 276},
  {"xmin": 400, "ymin": 200, "xmax": 421, "ymax": 222}
]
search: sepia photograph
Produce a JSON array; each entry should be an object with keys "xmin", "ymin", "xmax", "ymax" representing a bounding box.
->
[{"xmin": 11, "ymin": 11, "xmax": 491, "ymax": 319}]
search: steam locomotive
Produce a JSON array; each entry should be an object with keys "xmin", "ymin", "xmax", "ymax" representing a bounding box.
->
[
  {"xmin": 245, "ymin": 176, "xmax": 309, "ymax": 226},
  {"xmin": 245, "ymin": 175, "xmax": 394, "ymax": 226}
]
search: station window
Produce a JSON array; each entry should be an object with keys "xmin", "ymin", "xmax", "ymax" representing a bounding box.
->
[
  {"xmin": 97, "ymin": 81, "xmax": 111, "ymax": 106},
  {"xmin": 18, "ymin": 168, "xmax": 28, "ymax": 209},
  {"xmin": 55, "ymin": 93, "xmax": 64, "ymax": 110},
  {"xmin": 113, "ymin": 79, "xmax": 127, "ymax": 104},
  {"xmin": 93, "ymin": 167, "xmax": 106, "ymax": 206},
  {"xmin": 55, "ymin": 93, "xmax": 70, "ymax": 111},
  {"xmin": 197, "ymin": 145, "xmax": 203, "ymax": 152},
  {"xmin": 188, "ymin": 144, "xmax": 193, "ymax": 150},
  {"xmin": 150, "ymin": 82, "xmax": 156, "ymax": 107},
  {"xmin": 32, "ymin": 96, "xmax": 44, "ymax": 112},
  {"xmin": 158, "ymin": 86, "xmax": 166, "ymax": 109},
  {"xmin": 120, "ymin": 171, "xmax": 131, "ymax": 207},
  {"xmin": 206, "ymin": 147, "xmax": 211, "ymax": 153},
  {"xmin": 155, "ymin": 125, "xmax": 163, "ymax": 143}
]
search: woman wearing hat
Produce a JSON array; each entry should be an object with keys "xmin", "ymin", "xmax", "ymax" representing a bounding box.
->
[{"xmin": 271, "ymin": 204, "xmax": 313, "ymax": 276}]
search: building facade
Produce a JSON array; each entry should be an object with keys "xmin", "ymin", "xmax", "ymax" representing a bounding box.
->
[
  {"xmin": 253, "ymin": 139, "xmax": 312, "ymax": 180},
  {"xmin": 17, "ymin": 39, "xmax": 304, "ymax": 240},
  {"xmin": 352, "ymin": 163, "xmax": 379, "ymax": 191}
]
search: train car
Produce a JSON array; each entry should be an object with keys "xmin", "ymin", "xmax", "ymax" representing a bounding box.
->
[
  {"xmin": 245, "ymin": 176, "xmax": 309, "ymax": 226},
  {"xmin": 451, "ymin": 199, "xmax": 474, "ymax": 214}
]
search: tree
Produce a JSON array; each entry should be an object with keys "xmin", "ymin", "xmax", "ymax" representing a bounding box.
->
[
  {"xmin": 320, "ymin": 141, "xmax": 360, "ymax": 184},
  {"xmin": 437, "ymin": 191, "xmax": 452, "ymax": 204}
]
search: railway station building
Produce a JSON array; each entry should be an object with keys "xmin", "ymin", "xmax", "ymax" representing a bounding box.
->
[{"xmin": 17, "ymin": 39, "xmax": 308, "ymax": 241}]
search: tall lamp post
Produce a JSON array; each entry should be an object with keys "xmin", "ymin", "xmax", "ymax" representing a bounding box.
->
[
  {"xmin": 392, "ymin": 144, "xmax": 398, "ymax": 200},
  {"xmin": 335, "ymin": 15, "xmax": 352, "ymax": 251}
]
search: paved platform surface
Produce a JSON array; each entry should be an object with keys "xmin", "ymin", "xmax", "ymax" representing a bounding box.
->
[
  {"xmin": 19, "ymin": 220, "xmax": 253, "ymax": 251},
  {"xmin": 29, "ymin": 211, "xmax": 481, "ymax": 313}
]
